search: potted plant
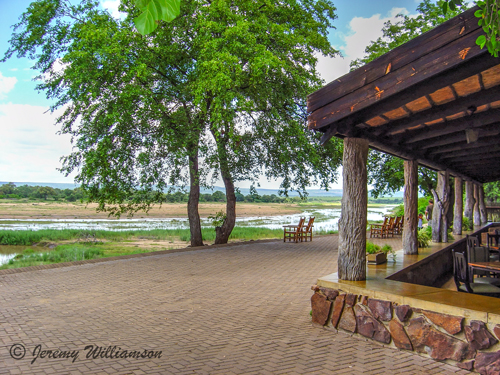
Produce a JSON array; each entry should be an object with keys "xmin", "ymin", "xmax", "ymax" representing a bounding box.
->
[{"xmin": 366, "ymin": 242, "xmax": 393, "ymax": 264}]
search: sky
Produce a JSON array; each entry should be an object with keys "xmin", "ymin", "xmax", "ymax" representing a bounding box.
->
[{"xmin": 0, "ymin": 0, "xmax": 422, "ymax": 189}]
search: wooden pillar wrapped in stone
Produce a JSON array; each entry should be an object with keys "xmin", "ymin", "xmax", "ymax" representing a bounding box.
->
[
  {"xmin": 403, "ymin": 160, "xmax": 418, "ymax": 255},
  {"xmin": 479, "ymin": 185, "xmax": 487, "ymax": 224},
  {"xmin": 464, "ymin": 181, "xmax": 475, "ymax": 225},
  {"xmin": 453, "ymin": 177, "xmax": 463, "ymax": 235},
  {"xmin": 474, "ymin": 184, "xmax": 481, "ymax": 226},
  {"xmin": 432, "ymin": 171, "xmax": 450, "ymax": 243},
  {"xmin": 338, "ymin": 137, "xmax": 369, "ymax": 281}
]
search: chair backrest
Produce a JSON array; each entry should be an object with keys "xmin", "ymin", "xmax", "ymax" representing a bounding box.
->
[
  {"xmin": 304, "ymin": 217, "xmax": 315, "ymax": 231},
  {"xmin": 381, "ymin": 217, "xmax": 388, "ymax": 226},
  {"xmin": 387, "ymin": 216, "xmax": 395, "ymax": 227},
  {"xmin": 297, "ymin": 217, "xmax": 306, "ymax": 230},
  {"xmin": 468, "ymin": 246, "xmax": 489, "ymax": 262},
  {"xmin": 394, "ymin": 216, "xmax": 401, "ymax": 226},
  {"xmin": 467, "ymin": 235, "xmax": 480, "ymax": 250},
  {"xmin": 453, "ymin": 249, "xmax": 472, "ymax": 286}
]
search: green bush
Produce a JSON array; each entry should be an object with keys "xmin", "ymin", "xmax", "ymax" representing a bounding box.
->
[
  {"xmin": 366, "ymin": 241, "xmax": 381, "ymax": 254},
  {"xmin": 417, "ymin": 229, "xmax": 431, "ymax": 248},
  {"xmin": 462, "ymin": 216, "xmax": 473, "ymax": 231}
]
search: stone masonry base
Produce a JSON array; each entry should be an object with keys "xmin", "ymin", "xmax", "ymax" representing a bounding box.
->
[{"xmin": 311, "ymin": 285, "xmax": 500, "ymax": 374}]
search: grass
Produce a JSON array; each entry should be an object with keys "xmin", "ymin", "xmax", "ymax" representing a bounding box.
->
[{"xmin": 0, "ymin": 227, "xmax": 287, "ymax": 246}]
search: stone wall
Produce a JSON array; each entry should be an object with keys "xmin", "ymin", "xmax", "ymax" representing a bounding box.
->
[{"xmin": 311, "ymin": 285, "xmax": 500, "ymax": 374}]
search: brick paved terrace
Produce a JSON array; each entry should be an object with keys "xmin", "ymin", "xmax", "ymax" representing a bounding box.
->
[{"xmin": 0, "ymin": 235, "xmax": 470, "ymax": 374}]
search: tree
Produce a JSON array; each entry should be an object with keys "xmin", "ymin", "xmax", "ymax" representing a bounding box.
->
[
  {"xmin": 4, "ymin": 0, "xmax": 342, "ymax": 245},
  {"xmin": 0, "ymin": 182, "xmax": 16, "ymax": 195},
  {"xmin": 352, "ymin": 0, "xmax": 467, "ymax": 197}
]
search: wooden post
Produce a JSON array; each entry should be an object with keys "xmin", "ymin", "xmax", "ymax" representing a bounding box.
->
[
  {"xmin": 479, "ymin": 184, "xmax": 488, "ymax": 224},
  {"xmin": 431, "ymin": 171, "xmax": 450, "ymax": 243},
  {"xmin": 474, "ymin": 184, "xmax": 481, "ymax": 226},
  {"xmin": 403, "ymin": 160, "xmax": 418, "ymax": 254},
  {"xmin": 464, "ymin": 181, "xmax": 475, "ymax": 225},
  {"xmin": 453, "ymin": 177, "xmax": 463, "ymax": 235},
  {"xmin": 338, "ymin": 137, "xmax": 369, "ymax": 281}
]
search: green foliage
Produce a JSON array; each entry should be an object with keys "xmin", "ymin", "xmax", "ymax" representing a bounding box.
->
[
  {"xmin": 367, "ymin": 151, "xmax": 437, "ymax": 199},
  {"xmin": 439, "ymin": 0, "xmax": 500, "ymax": 57},
  {"xmin": 418, "ymin": 227, "xmax": 431, "ymax": 247},
  {"xmin": 484, "ymin": 181, "xmax": 500, "ymax": 203},
  {"xmin": 474, "ymin": 1, "xmax": 500, "ymax": 56},
  {"xmin": 366, "ymin": 241, "xmax": 381, "ymax": 254},
  {"xmin": 1, "ymin": 244, "xmax": 104, "ymax": 269},
  {"xmin": 208, "ymin": 210, "xmax": 226, "ymax": 228},
  {"xmin": 366, "ymin": 242, "xmax": 393, "ymax": 255},
  {"xmin": 462, "ymin": 216, "xmax": 473, "ymax": 230},
  {"xmin": 3, "ymin": 0, "xmax": 343, "ymax": 246},
  {"xmin": 133, "ymin": 0, "xmax": 180, "ymax": 35}
]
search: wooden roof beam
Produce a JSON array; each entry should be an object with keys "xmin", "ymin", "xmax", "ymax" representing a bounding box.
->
[
  {"xmin": 308, "ymin": 30, "xmax": 492, "ymax": 132},
  {"xmin": 401, "ymin": 108, "xmax": 500, "ymax": 145},
  {"xmin": 377, "ymin": 86, "xmax": 500, "ymax": 138},
  {"xmin": 308, "ymin": 7, "xmax": 480, "ymax": 113}
]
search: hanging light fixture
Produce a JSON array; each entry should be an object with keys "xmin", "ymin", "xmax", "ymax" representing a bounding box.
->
[{"xmin": 465, "ymin": 105, "xmax": 478, "ymax": 144}]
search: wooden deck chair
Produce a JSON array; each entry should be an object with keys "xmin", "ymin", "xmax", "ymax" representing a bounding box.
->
[
  {"xmin": 370, "ymin": 217, "xmax": 388, "ymax": 238},
  {"xmin": 393, "ymin": 216, "xmax": 402, "ymax": 235},
  {"xmin": 283, "ymin": 217, "xmax": 305, "ymax": 243},
  {"xmin": 299, "ymin": 217, "xmax": 315, "ymax": 242},
  {"xmin": 385, "ymin": 216, "xmax": 396, "ymax": 237}
]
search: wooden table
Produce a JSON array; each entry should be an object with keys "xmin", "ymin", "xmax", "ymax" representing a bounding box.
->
[{"xmin": 469, "ymin": 262, "xmax": 500, "ymax": 274}]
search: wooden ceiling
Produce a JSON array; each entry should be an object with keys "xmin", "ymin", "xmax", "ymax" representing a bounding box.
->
[{"xmin": 307, "ymin": 7, "xmax": 500, "ymax": 184}]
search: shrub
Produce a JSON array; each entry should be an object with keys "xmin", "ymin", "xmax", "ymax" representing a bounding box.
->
[
  {"xmin": 417, "ymin": 229, "xmax": 431, "ymax": 248},
  {"xmin": 462, "ymin": 216, "xmax": 473, "ymax": 231}
]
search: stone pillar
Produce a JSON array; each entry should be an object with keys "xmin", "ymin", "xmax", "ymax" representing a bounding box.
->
[
  {"xmin": 479, "ymin": 184, "xmax": 487, "ymax": 224},
  {"xmin": 453, "ymin": 177, "xmax": 463, "ymax": 235},
  {"xmin": 432, "ymin": 171, "xmax": 450, "ymax": 243},
  {"xmin": 338, "ymin": 137, "xmax": 369, "ymax": 281},
  {"xmin": 403, "ymin": 160, "xmax": 418, "ymax": 254},
  {"xmin": 464, "ymin": 181, "xmax": 475, "ymax": 225},
  {"xmin": 474, "ymin": 184, "xmax": 481, "ymax": 227}
]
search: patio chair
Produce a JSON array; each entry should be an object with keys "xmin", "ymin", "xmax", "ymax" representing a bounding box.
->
[
  {"xmin": 452, "ymin": 250, "xmax": 500, "ymax": 296},
  {"xmin": 385, "ymin": 216, "xmax": 396, "ymax": 238},
  {"xmin": 299, "ymin": 217, "xmax": 315, "ymax": 242},
  {"xmin": 392, "ymin": 216, "xmax": 402, "ymax": 235},
  {"xmin": 283, "ymin": 217, "xmax": 305, "ymax": 243},
  {"xmin": 370, "ymin": 217, "xmax": 388, "ymax": 238},
  {"xmin": 467, "ymin": 246, "xmax": 500, "ymax": 285}
]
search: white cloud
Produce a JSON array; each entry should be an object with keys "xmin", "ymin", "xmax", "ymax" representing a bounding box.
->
[
  {"xmin": 0, "ymin": 103, "xmax": 76, "ymax": 183},
  {"xmin": 317, "ymin": 7, "xmax": 414, "ymax": 85},
  {"xmin": 0, "ymin": 71, "xmax": 17, "ymax": 99},
  {"xmin": 9, "ymin": 68, "xmax": 18, "ymax": 72},
  {"xmin": 101, "ymin": 0, "xmax": 124, "ymax": 19}
]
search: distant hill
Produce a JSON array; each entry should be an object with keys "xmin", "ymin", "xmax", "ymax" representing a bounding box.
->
[
  {"xmin": 0, "ymin": 181, "xmax": 80, "ymax": 190},
  {"xmin": 0, "ymin": 181, "xmax": 404, "ymax": 198}
]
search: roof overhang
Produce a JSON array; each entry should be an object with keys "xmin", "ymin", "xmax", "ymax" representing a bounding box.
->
[{"xmin": 307, "ymin": 7, "xmax": 500, "ymax": 184}]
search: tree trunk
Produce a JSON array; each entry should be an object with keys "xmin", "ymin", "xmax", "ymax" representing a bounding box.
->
[
  {"xmin": 453, "ymin": 177, "xmax": 463, "ymax": 235},
  {"xmin": 338, "ymin": 138, "xmax": 369, "ymax": 281},
  {"xmin": 214, "ymin": 164, "xmax": 236, "ymax": 245},
  {"xmin": 187, "ymin": 145, "xmax": 203, "ymax": 247},
  {"xmin": 479, "ymin": 184, "xmax": 487, "ymax": 224},
  {"xmin": 211, "ymin": 126, "xmax": 236, "ymax": 245},
  {"xmin": 464, "ymin": 181, "xmax": 475, "ymax": 224},
  {"xmin": 431, "ymin": 171, "xmax": 450, "ymax": 243},
  {"xmin": 403, "ymin": 160, "xmax": 418, "ymax": 255},
  {"xmin": 474, "ymin": 184, "xmax": 481, "ymax": 226}
]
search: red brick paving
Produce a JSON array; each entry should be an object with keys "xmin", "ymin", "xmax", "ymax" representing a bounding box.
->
[{"xmin": 0, "ymin": 235, "xmax": 471, "ymax": 374}]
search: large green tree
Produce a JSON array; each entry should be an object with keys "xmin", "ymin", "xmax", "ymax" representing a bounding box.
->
[
  {"xmin": 4, "ymin": 0, "xmax": 342, "ymax": 245},
  {"xmin": 351, "ymin": 0, "xmax": 468, "ymax": 198}
]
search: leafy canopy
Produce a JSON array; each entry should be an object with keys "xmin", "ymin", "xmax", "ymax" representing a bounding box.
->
[
  {"xmin": 439, "ymin": 0, "xmax": 500, "ymax": 56},
  {"xmin": 3, "ymin": 0, "xmax": 342, "ymax": 218}
]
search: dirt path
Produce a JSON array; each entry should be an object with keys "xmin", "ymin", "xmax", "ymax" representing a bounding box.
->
[{"xmin": 0, "ymin": 201, "xmax": 302, "ymax": 219}]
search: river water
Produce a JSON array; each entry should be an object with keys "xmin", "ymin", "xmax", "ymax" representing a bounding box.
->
[
  {"xmin": 0, "ymin": 206, "xmax": 394, "ymax": 232},
  {"xmin": 0, "ymin": 205, "xmax": 395, "ymax": 264}
]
